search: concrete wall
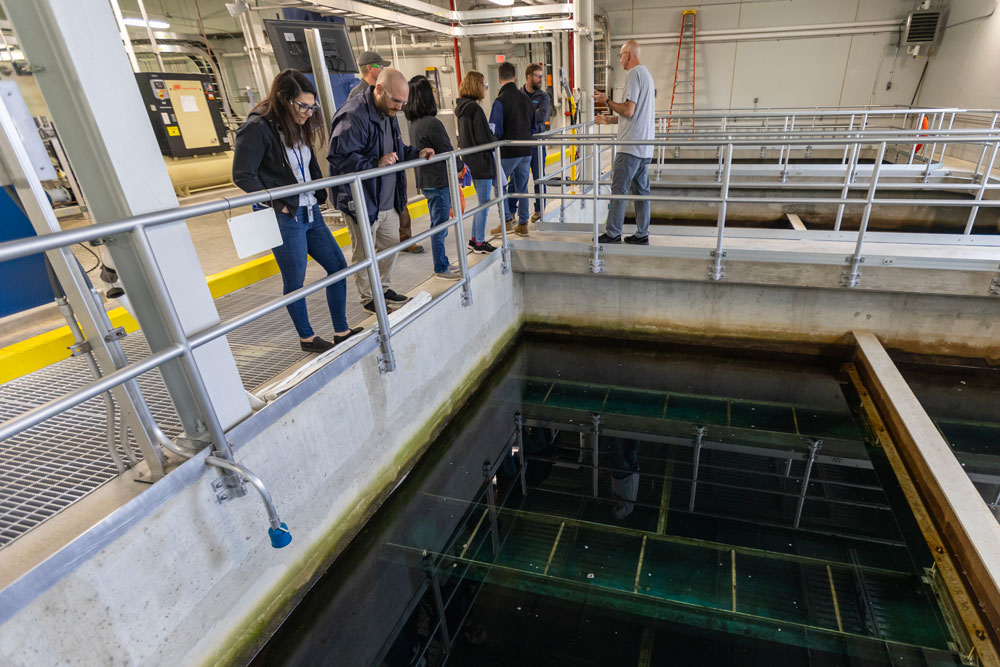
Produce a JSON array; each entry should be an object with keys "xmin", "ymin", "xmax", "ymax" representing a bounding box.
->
[
  {"xmin": 519, "ymin": 272, "xmax": 1000, "ymax": 361},
  {"xmin": 917, "ymin": 0, "xmax": 1000, "ymax": 110},
  {"xmin": 599, "ymin": 0, "xmax": 927, "ymax": 109},
  {"xmin": 0, "ymin": 255, "xmax": 520, "ymax": 666}
]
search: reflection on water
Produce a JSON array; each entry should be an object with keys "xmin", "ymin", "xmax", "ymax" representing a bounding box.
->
[{"xmin": 253, "ymin": 336, "xmax": 971, "ymax": 667}]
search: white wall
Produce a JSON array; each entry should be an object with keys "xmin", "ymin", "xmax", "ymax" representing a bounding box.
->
[
  {"xmin": 598, "ymin": 0, "xmax": 928, "ymax": 110},
  {"xmin": 917, "ymin": 0, "xmax": 1000, "ymax": 109}
]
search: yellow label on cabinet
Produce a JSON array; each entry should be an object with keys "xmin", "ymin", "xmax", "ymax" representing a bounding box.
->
[{"xmin": 166, "ymin": 126, "xmax": 181, "ymax": 136}]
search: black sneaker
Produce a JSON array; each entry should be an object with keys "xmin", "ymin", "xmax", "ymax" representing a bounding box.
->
[
  {"xmin": 624, "ymin": 234, "xmax": 649, "ymax": 245},
  {"xmin": 333, "ymin": 327, "xmax": 363, "ymax": 344},
  {"xmin": 363, "ymin": 300, "xmax": 396, "ymax": 314},
  {"xmin": 598, "ymin": 232, "xmax": 621, "ymax": 244},
  {"xmin": 468, "ymin": 239, "xmax": 497, "ymax": 254},
  {"xmin": 300, "ymin": 336, "xmax": 334, "ymax": 353},
  {"xmin": 383, "ymin": 288, "xmax": 410, "ymax": 303}
]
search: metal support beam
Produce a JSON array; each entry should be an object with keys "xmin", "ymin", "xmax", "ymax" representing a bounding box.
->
[
  {"xmin": 515, "ymin": 413, "xmax": 527, "ymax": 497},
  {"xmin": 305, "ymin": 28, "xmax": 337, "ymax": 140},
  {"xmin": 482, "ymin": 459, "xmax": 501, "ymax": 556},
  {"xmin": 447, "ymin": 154, "xmax": 473, "ymax": 307},
  {"xmin": 350, "ymin": 177, "xmax": 396, "ymax": 372},
  {"xmin": 793, "ymin": 439, "xmax": 822, "ymax": 529},
  {"xmin": 591, "ymin": 412, "xmax": 601, "ymax": 498},
  {"xmin": 842, "ymin": 141, "xmax": 886, "ymax": 288},
  {"xmin": 689, "ymin": 426, "xmax": 706, "ymax": 512}
]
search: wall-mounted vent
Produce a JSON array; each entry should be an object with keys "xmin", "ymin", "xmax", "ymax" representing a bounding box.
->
[{"xmin": 903, "ymin": 11, "xmax": 944, "ymax": 46}]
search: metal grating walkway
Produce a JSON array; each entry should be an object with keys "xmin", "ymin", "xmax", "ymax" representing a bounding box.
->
[{"xmin": 0, "ymin": 214, "xmax": 479, "ymax": 547}]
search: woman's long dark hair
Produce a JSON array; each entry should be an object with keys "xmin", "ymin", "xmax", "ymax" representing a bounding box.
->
[
  {"xmin": 403, "ymin": 75, "xmax": 437, "ymax": 122},
  {"xmin": 253, "ymin": 69, "xmax": 322, "ymax": 146}
]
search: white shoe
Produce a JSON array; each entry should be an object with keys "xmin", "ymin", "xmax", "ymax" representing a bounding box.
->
[{"xmin": 434, "ymin": 269, "xmax": 461, "ymax": 281}]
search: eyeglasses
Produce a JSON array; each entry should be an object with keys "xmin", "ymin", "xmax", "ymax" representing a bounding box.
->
[{"xmin": 292, "ymin": 100, "xmax": 320, "ymax": 114}]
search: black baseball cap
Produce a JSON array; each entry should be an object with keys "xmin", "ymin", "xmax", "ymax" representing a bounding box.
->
[{"xmin": 358, "ymin": 51, "xmax": 390, "ymax": 68}]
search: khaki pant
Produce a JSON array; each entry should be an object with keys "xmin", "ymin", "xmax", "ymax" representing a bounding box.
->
[{"xmin": 347, "ymin": 208, "xmax": 399, "ymax": 303}]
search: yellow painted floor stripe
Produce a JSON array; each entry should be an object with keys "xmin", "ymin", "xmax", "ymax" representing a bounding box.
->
[{"xmin": 1, "ymin": 150, "xmax": 573, "ymax": 384}]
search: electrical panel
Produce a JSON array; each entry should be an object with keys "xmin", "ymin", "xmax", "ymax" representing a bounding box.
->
[{"xmin": 135, "ymin": 72, "xmax": 229, "ymax": 158}]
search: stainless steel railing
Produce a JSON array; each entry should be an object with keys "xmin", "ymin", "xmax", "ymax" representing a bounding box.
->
[{"xmin": 2, "ymin": 107, "xmax": 1000, "ymax": 546}]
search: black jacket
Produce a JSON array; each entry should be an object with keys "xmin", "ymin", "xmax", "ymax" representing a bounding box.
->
[
  {"xmin": 327, "ymin": 88, "xmax": 416, "ymax": 225},
  {"xmin": 492, "ymin": 82, "xmax": 534, "ymax": 158},
  {"xmin": 408, "ymin": 115, "xmax": 463, "ymax": 190},
  {"xmin": 232, "ymin": 112, "xmax": 326, "ymax": 213},
  {"xmin": 454, "ymin": 97, "xmax": 496, "ymax": 180}
]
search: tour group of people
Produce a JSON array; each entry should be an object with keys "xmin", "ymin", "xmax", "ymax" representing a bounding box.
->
[{"xmin": 232, "ymin": 40, "xmax": 654, "ymax": 353}]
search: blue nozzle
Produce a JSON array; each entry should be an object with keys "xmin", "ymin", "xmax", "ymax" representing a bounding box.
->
[{"xmin": 269, "ymin": 522, "xmax": 292, "ymax": 549}]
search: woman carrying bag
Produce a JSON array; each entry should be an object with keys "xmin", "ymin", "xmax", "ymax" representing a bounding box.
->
[{"xmin": 233, "ymin": 69, "xmax": 361, "ymax": 352}]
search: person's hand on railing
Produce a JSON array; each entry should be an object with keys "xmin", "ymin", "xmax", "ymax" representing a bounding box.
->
[
  {"xmin": 419, "ymin": 148, "xmax": 435, "ymax": 160},
  {"xmin": 378, "ymin": 152, "xmax": 399, "ymax": 167}
]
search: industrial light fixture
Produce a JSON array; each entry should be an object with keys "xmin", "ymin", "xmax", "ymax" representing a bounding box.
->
[
  {"xmin": 487, "ymin": 0, "xmax": 515, "ymax": 5},
  {"xmin": 122, "ymin": 17, "xmax": 171, "ymax": 29}
]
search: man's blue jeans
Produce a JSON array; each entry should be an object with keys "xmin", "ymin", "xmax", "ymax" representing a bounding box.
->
[
  {"xmin": 604, "ymin": 152, "xmax": 652, "ymax": 238},
  {"xmin": 271, "ymin": 204, "xmax": 349, "ymax": 338},
  {"xmin": 501, "ymin": 155, "xmax": 531, "ymax": 223},
  {"xmin": 529, "ymin": 146, "xmax": 545, "ymax": 214},
  {"xmin": 472, "ymin": 178, "xmax": 493, "ymax": 242},
  {"xmin": 421, "ymin": 186, "xmax": 452, "ymax": 273}
]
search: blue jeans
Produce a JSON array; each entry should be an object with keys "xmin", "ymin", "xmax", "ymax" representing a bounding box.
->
[
  {"xmin": 421, "ymin": 187, "xmax": 451, "ymax": 273},
  {"xmin": 472, "ymin": 178, "xmax": 493, "ymax": 242},
  {"xmin": 271, "ymin": 204, "xmax": 349, "ymax": 338},
  {"xmin": 529, "ymin": 146, "xmax": 545, "ymax": 214},
  {"xmin": 604, "ymin": 153, "xmax": 652, "ymax": 238},
  {"xmin": 501, "ymin": 155, "xmax": 531, "ymax": 223}
]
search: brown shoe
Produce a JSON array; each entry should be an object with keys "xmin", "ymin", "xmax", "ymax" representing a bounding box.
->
[
  {"xmin": 514, "ymin": 223, "xmax": 529, "ymax": 237},
  {"xmin": 530, "ymin": 212, "xmax": 541, "ymax": 223},
  {"xmin": 403, "ymin": 244, "xmax": 425, "ymax": 253},
  {"xmin": 489, "ymin": 219, "xmax": 515, "ymax": 236}
]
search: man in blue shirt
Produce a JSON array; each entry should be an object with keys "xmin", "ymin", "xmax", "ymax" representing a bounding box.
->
[
  {"xmin": 489, "ymin": 61, "xmax": 534, "ymax": 237},
  {"xmin": 523, "ymin": 63, "xmax": 551, "ymax": 224}
]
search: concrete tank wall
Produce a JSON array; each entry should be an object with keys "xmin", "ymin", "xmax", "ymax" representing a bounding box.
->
[{"xmin": 0, "ymin": 254, "xmax": 520, "ymax": 666}]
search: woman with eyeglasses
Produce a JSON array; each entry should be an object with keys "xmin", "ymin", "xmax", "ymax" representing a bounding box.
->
[{"xmin": 233, "ymin": 69, "xmax": 361, "ymax": 353}]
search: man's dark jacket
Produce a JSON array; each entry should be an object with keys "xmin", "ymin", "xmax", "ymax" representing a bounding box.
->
[
  {"xmin": 232, "ymin": 112, "xmax": 326, "ymax": 213},
  {"xmin": 492, "ymin": 81, "xmax": 534, "ymax": 158},
  {"xmin": 327, "ymin": 88, "xmax": 417, "ymax": 224}
]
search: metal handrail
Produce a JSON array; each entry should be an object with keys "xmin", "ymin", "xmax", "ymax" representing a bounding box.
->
[{"xmin": 3, "ymin": 107, "xmax": 1000, "ymax": 523}]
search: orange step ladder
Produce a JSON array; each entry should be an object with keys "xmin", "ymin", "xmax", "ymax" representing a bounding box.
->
[{"xmin": 666, "ymin": 9, "xmax": 697, "ymax": 134}]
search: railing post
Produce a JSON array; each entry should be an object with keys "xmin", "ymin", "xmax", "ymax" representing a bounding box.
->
[
  {"xmin": 710, "ymin": 143, "xmax": 733, "ymax": 281},
  {"xmin": 446, "ymin": 154, "xmax": 473, "ymax": 307},
  {"xmin": 537, "ymin": 142, "xmax": 547, "ymax": 223},
  {"xmin": 591, "ymin": 141, "xmax": 603, "ymax": 274},
  {"xmin": 559, "ymin": 136, "xmax": 567, "ymax": 223},
  {"xmin": 841, "ymin": 114, "xmax": 854, "ymax": 165},
  {"xmin": 482, "ymin": 459, "xmax": 501, "ymax": 555},
  {"xmin": 843, "ymin": 141, "xmax": 886, "ymax": 288},
  {"xmin": 781, "ymin": 116, "xmax": 795, "ymax": 182},
  {"xmin": 974, "ymin": 113, "xmax": 1000, "ymax": 182},
  {"xmin": 964, "ymin": 139, "xmax": 1000, "ymax": 235},
  {"xmin": 834, "ymin": 141, "xmax": 861, "ymax": 232},
  {"xmin": 493, "ymin": 145, "xmax": 511, "ymax": 274},
  {"xmin": 350, "ymin": 176, "xmax": 396, "ymax": 372}
]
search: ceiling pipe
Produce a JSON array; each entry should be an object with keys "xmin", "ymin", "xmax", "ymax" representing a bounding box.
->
[{"xmin": 613, "ymin": 19, "xmax": 903, "ymax": 45}]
